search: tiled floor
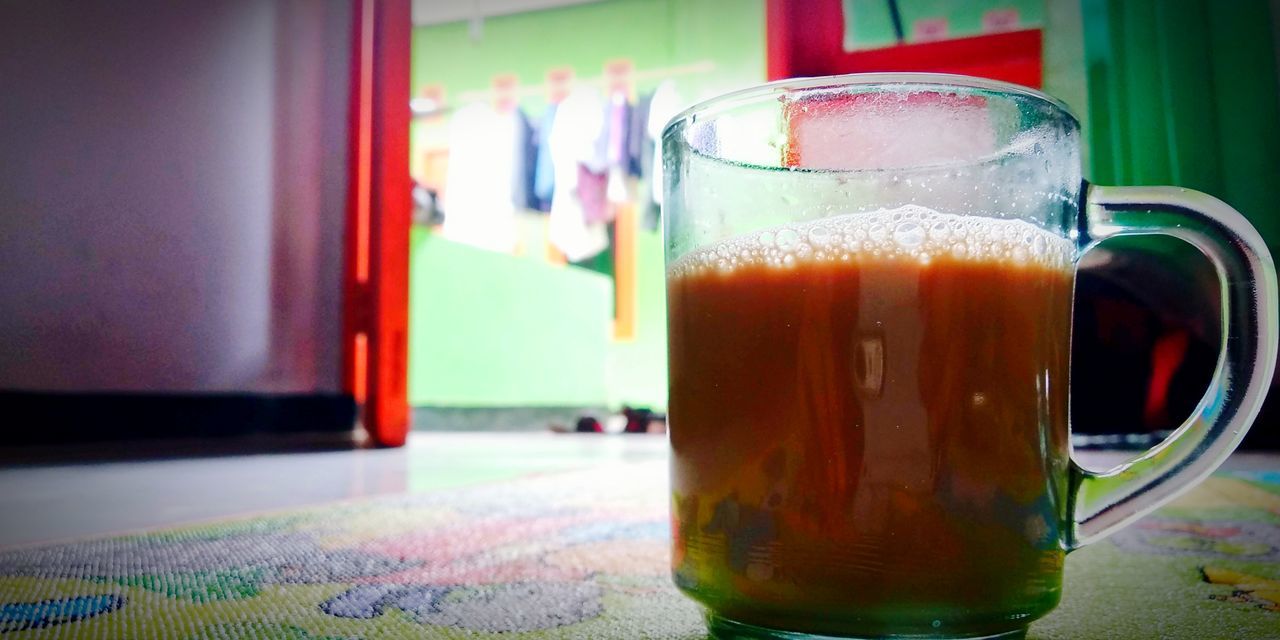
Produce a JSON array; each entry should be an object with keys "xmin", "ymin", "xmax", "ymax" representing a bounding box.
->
[{"xmin": 0, "ymin": 432, "xmax": 667, "ymax": 549}]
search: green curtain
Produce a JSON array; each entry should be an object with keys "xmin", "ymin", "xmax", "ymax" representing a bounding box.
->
[{"xmin": 1082, "ymin": 0, "xmax": 1280, "ymax": 256}]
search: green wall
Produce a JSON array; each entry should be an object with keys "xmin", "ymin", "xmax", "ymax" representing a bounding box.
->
[
  {"xmin": 408, "ymin": 228, "xmax": 612, "ymax": 406},
  {"xmin": 409, "ymin": 0, "xmax": 766, "ymax": 410},
  {"xmin": 606, "ymin": 229, "xmax": 667, "ymax": 409},
  {"xmin": 411, "ymin": 0, "xmax": 765, "ymax": 114}
]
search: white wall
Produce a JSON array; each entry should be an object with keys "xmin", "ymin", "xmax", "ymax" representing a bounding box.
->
[{"xmin": 0, "ymin": 0, "xmax": 351, "ymax": 393}]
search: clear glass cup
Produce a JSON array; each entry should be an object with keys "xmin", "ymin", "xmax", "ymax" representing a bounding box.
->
[{"xmin": 662, "ymin": 73, "xmax": 1277, "ymax": 640}]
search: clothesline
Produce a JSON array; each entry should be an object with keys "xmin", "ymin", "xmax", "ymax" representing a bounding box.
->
[
  {"xmin": 439, "ymin": 70, "xmax": 678, "ymax": 261},
  {"xmin": 411, "ymin": 60, "xmax": 715, "ymax": 116}
]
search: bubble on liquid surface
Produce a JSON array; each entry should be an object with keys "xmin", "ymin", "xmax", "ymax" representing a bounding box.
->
[
  {"xmin": 1032, "ymin": 234, "xmax": 1048, "ymax": 256},
  {"xmin": 928, "ymin": 220, "xmax": 951, "ymax": 241},
  {"xmin": 668, "ymin": 205, "xmax": 1073, "ymax": 278},
  {"xmin": 893, "ymin": 221, "xmax": 925, "ymax": 249},
  {"xmin": 808, "ymin": 225, "xmax": 835, "ymax": 246},
  {"xmin": 775, "ymin": 228, "xmax": 800, "ymax": 250}
]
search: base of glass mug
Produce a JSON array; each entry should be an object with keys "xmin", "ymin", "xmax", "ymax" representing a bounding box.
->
[{"xmin": 706, "ymin": 613, "xmax": 1028, "ymax": 640}]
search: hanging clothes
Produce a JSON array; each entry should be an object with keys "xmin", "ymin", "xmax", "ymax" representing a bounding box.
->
[
  {"xmin": 628, "ymin": 91, "xmax": 652, "ymax": 178},
  {"xmin": 606, "ymin": 92, "xmax": 631, "ymax": 168},
  {"xmin": 647, "ymin": 80, "xmax": 682, "ymax": 207},
  {"xmin": 570, "ymin": 220, "xmax": 615, "ymax": 281},
  {"xmin": 631, "ymin": 90, "xmax": 658, "ymax": 230},
  {"xmin": 548, "ymin": 88, "xmax": 610, "ymax": 262},
  {"xmin": 641, "ymin": 81, "xmax": 683, "ymax": 232},
  {"xmin": 442, "ymin": 103, "xmax": 519, "ymax": 252},
  {"xmin": 532, "ymin": 103, "xmax": 558, "ymax": 212},
  {"xmin": 579, "ymin": 164, "xmax": 610, "ymax": 224},
  {"xmin": 412, "ymin": 181, "xmax": 443, "ymax": 226},
  {"xmin": 511, "ymin": 107, "xmax": 538, "ymax": 211},
  {"xmin": 605, "ymin": 91, "xmax": 631, "ymax": 204}
]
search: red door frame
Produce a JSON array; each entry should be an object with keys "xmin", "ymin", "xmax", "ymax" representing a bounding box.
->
[
  {"xmin": 766, "ymin": 0, "xmax": 1042, "ymax": 88},
  {"xmin": 345, "ymin": 0, "xmax": 412, "ymax": 447}
]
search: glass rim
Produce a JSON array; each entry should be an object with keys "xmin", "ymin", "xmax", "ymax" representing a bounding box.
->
[{"xmin": 662, "ymin": 72, "xmax": 1079, "ymax": 142}]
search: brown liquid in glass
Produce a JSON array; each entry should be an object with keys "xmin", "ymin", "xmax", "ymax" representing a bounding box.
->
[{"xmin": 667, "ymin": 210, "xmax": 1075, "ymax": 637}]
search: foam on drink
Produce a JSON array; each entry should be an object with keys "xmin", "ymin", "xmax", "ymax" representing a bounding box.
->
[{"xmin": 668, "ymin": 205, "xmax": 1075, "ymax": 279}]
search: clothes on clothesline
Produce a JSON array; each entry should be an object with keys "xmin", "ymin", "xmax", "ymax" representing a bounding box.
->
[
  {"xmin": 412, "ymin": 181, "xmax": 443, "ymax": 226},
  {"xmin": 512, "ymin": 109, "xmax": 538, "ymax": 212},
  {"xmin": 533, "ymin": 104, "xmax": 558, "ymax": 212},
  {"xmin": 548, "ymin": 87, "xmax": 610, "ymax": 262},
  {"xmin": 579, "ymin": 165, "xmax": 610, "ymax": 224},
  {"xmin": 645, "ymin": 80, "xmax": 682, "ymax": 232},
  {"xmin": 605, "ymin": 91, "xmax": 631, "ymax": 205},
  {"xmin": 628, "ymin": 91, "xmax": 652, "ymax": 179},
  {"xmin": 438, "ymin": 83, "xmax": 682, "ymax": 257},
  {"xmin": 442, "ymin": 103, "xmax": 521, "ymax": 252}
]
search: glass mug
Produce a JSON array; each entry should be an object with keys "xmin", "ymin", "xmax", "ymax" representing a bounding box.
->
[{"xmin": 662, "ymin": 74, "xmax": 1277, "ymax": 639}]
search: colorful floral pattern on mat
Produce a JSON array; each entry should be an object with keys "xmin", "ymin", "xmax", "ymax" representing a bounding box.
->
[{"xmin": 1, "ymin": 462, "xmax": 1277, "ymax": 639}]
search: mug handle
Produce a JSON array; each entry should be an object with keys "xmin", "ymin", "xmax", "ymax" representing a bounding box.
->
[{"xmin": 1067, "ymin": 184, "xmax": 1278, "ymax": 550}]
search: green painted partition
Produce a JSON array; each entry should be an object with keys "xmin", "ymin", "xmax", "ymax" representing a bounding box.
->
[
  {"xmin": 606, "ymin": 228, "xmax": 667, "ymax": 409},
  {"xmin": 408, "ymin": 228, "xmax": 612, "ymax": 407},
  {"xmin": 411, "ymin": 0, "xmax": 765, "ymax": 116}
]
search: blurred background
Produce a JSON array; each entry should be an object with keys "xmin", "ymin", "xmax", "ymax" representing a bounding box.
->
[{"xmin": 1, "ymin": 0, "xmax": 1277, "ymax": 450}]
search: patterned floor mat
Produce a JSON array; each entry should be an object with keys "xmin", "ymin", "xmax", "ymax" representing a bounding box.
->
[{"xmin": 0, "ymin": 463, "xmax": 1277, "ymax": 639}]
